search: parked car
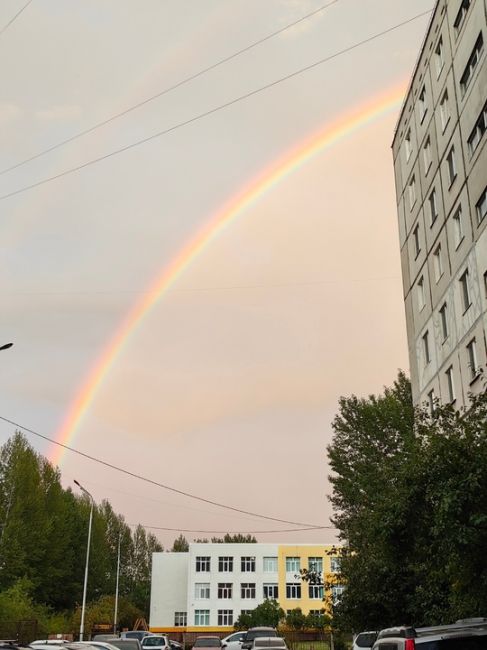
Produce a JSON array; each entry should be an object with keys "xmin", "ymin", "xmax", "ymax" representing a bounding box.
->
[
  {"xmin": 77, "ymin": 643, "xmax": 120, "ymax": 650},
  {"xmin": 192, "ymin": 638, "xmax": 222, "ymax": 650},
  {"xmin": 372, "ymin": 618, "xmax": 487, "ymax": 650},
  {"xmin": 92, "ymin": 639, "xmax": 119, "ymax": 643},
  {"xmin": 252, "ymin": 638, "xmax": 287, "ymax": 650},
  {"xmin": 141, "ymin": 638, "xmax": 170, "ymax": 650},
  {"xmin": 108, "ymin": 639, "xmax": 142, "ymax": 650},
  {"xmin": 121, "ymin": 635, "xmax": 152, "ymax": 644},
  {"xmin": 241, "ymin": 629, "xmax": 277, "ymax": 650},
  {"xmin": 353, "ymin": 632, "xmax": 378, "ymax": 650},
  {"xmin": 221, "ymin": 633, "xmax": 246, "ymax": 650}
]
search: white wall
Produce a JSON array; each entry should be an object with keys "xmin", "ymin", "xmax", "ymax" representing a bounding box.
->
[{"xmin": 150, "ymin": 552, "xmax": 189, "ymax": 628}]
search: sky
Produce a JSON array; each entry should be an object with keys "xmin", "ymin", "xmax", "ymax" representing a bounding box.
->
[{"xmin": 0, "ymin": 0, "xmax": 432, "ymax": 548}]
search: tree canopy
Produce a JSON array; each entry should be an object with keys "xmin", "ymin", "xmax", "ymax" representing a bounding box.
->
[
  {"xmin": 327, "ymin": 372, "xmax": 487, "ymax": 630},
  {"xmin": 0, "ymin": 432, "xmax": 162, "ymax": 623}
]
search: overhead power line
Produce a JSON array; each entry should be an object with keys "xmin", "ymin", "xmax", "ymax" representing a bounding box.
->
[
  {"xmin": 134, "ymin": 524, "xmax": 335, "ymax": 533},
  {"xmin": 0, "ymin": 0, "xmax": 33, "ymax": 38},
  {"xmin": 0, "ymin": 414, "xmax": 325, "ymax": 528},
  {"xmin": 0, "ymin": 0, "xmax": 340, "ymax": 177},
  {"xmin": 0, "ymin": 9, "xmax": 432, "ymax": 204}
]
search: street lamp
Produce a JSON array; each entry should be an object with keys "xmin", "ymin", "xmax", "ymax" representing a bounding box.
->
[
  {"xmin": 74, "ymin": 479, "xmax": 94, "ymax": 642},
  {"xmin": 113, "ymin": 530, "xmax": 122, "ymax": 634},
  {"xmin": 0, "ymin": 343, "xmax": 13, "ymax": 351}
]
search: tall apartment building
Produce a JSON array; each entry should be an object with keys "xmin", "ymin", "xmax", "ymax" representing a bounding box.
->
[
  {"xmin": 392, "ymin": 0, "xmax": 487, "ymax": 408},
  {"xmin": 149, "ymin": 543, "xmax": 342, "ymax": 633}
]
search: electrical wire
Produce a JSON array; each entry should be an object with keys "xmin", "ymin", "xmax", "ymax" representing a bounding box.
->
[
  {"xmin": 0, "ymin": 0, "xmax": 340, "ymax": 177},
  {"xmin": 0, "ymin": 0, "xmax": 33, "ymax": 38},
  {"xmin": 132, "ymin": 524, "xmax": 335, "ymax": 533},
  {"xmin": 0, "ymin": 9, "xmax": 432, "ymax": 204},
  {"xmin": 0, "ymin": 414, "xmax": 325, "ymax": 528}
]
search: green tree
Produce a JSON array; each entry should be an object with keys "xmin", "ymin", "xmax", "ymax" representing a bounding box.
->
[
  {"xmin": 234, "ymin": 599, "xmax": 284, "ymax": 630},
  {"xmin": 327, "ymin": 373, "xmax": 487, "ymax": 630},
  {"xmin": 171, "ymin": 534, "xmax": 189, "ymax": 552},
  {"xmin": 285, "ymin": 608, "xmax": 307, "ymax": 631}
]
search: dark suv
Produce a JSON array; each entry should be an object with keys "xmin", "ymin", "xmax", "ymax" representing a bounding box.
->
[
  {"xmin": 372, "ymin": 618, "xmax": 487, "ymax": 650},
  {"xmin": 241, "ymin": 629, "xmax": 277, "ymax": 650}
]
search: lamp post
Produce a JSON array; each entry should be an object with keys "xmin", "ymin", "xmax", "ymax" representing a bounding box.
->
[
  {"xmin": 113, "ymin": 530, "xmax": 122, "ymax": 634},
  {"xmin": 0, "ymin": 343, "xmax": 13, "ymax": 351},
  {"xmin": 74, "ymin": 479, "xmax": 94, "ymax": 642}
]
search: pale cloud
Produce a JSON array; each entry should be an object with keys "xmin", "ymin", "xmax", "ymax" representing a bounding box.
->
[{"xmin": 35, "ymin": 104, "xmax": 83, "ymax": 121}]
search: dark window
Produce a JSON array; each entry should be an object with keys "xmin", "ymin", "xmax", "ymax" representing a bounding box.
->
[
  {"xmin": 196, "ymin": 556, "xmax": 210, "ymax": 572},
  {"xmin": 460, "ymin": 33, "xmax": 484, "ymax": 93}
]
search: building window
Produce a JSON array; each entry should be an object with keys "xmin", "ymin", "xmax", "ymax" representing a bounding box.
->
[
  {"xmin": 454, "ymin": 0, "xmax": 471, "ymax": 35},
  {"xmin": 330, "ymin": 557, "xmax": 341, "ymax": 573},
  {"xmin": 218, "ymin": 583, "xmax": 233, "ymax": 599},
  {"xmin": 217, "ymin": 610, "xmax": 233, "ymax": 626},
  {"xmin": 446, "ymin": 146, "xmax": 457, "ymax": 185},
  {"xmin": 309, "ymin": 584, "xmax": 324, "ymax": 599},
  {"xmin": 440, "ymin": 90, "xmax": 450, "ymax": 132},
  {"xmin": 286, "ymin": 583, "xmax": 301, "ymax": 599},
  {"xmin": 467, "ymin": 101, "xmax": 487, "ymax": 155},
  {"xmin": 476, "ymin": 186, "xmax": 487, "ymax": 225},
  {"xmin": 196, "ymin": 556, "xmax": 210, "ymax": 572},
  {"xmin": 460, "ymin": 32, "xmax": 484, "ymax": 95},
  {"xmin": 241, "ymin": 583, "xmax": 256, "ymax": 599},
  {"xmin": 466, "ymin": 338, "xmax": 479, "ymax": 380},
  {"xmin": 439, "ymin": 302, "xmax": 449, "ymax": 341},
  {"xmin": 286, "ymin": 557, "xmax": 301, "ymax": 572},
  {"xmin": 195, "ymin": 583, "xmax": 210, "ymax": 599},
  {"xmin": 174, "ymin": 612, "xmax": 187, "ymax": 627},
  {"xmin": 423, "ymin": 136, "xmax": 432, "ymax": 173},
  {"xmin": 428, "ymin": 389, "xmax": 435, "ymax": 415},
  {"xmin": 433, "ymin": 244, "xmax": 443, "ymax": 282},
  {"xmin": 446, "ymin": 366, "xmax": 455, "ymax": 403},
  {"xmin": 422, "ymin": 330, "xmax": 431, "ymax": 366},
  {"xmin": 417, "ymin": 276, "xmax": 425, "ymax": 311},
  {"xmin": 241, "ymin": 556, "xmax": 255, "ymax": 572},
  {"xmin": 460, "ymin": 269, "xmax": 471, "ymax": 312},
  {"xmin": 263, "ymin": 583, "xmax": 278, "ymax": 599},
  {"xmin": 413, "ymin": 224, "xmax": 421, "ymax": 258},
  {"xmin": 263, "ymin": 556, "xmax": 278, "ymax": 572},
  {"xmin": 435, "ymin": 37, "xmax": 444, "ymax": 77},
  {"xmin": 240, "ymin": 609, "xmax": 252, "ymax": 616},
  {"xmin": 194, "ymin": 610, "xmax": 210, "ymax": 626},
  {"xmin": 404, "ymin": 128, "xmax": 413, "ymax": 161},
  {"xmin": 418, "ymin": 85, "xmax": 428, "ymax": 122},
  {"xmin": 429, "ymin": 188, "xmax": 438, "ymax": 225},
  {"xmin": 219, "ymin": 556, "xmax": 233, "ymax": 572},
  {"xmin": 308, "ymin": 557, "xmax": 323, "ymax": 572},
  {"xmin": 453, "ymin": 206, "xmax": 464, "ymax": 248},
  {"xmin": 309, "ymin": 609, "xmax": 325, "ymax": 617},
  {"xmin": 331, "ymin": 585, "xmax": 345, "ymax": 604},
  {"xmin": 408, "ymin": 175, "xmax": 416, "ymax": 211}
]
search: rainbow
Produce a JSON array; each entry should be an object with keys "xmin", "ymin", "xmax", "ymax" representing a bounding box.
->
[{"xmin": 50, "ymin": 82, "xmax": 406, "ymax": 465}]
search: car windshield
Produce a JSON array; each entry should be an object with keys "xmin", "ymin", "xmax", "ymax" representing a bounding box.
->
[
  {"xmin": 194, "ymin": 641, "xmax": 220, "ymax": 647},
  {"xmin": 421, "ymin": 637, "xmax": 487, "ymax": 650},
  {"xmin": 143, "ymin": 641, "xmax": 165, "ymax": 647},
  {"xmin": 356, "ymin": 635, "xmax": 377, "ymax": 648}
]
